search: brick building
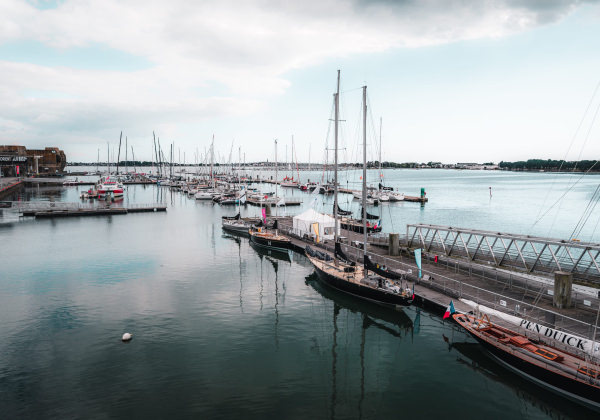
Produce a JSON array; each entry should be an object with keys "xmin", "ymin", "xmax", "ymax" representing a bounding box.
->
[{"xmin": 0, "ymin": 145, "xmax": 67, "ymax": 177}]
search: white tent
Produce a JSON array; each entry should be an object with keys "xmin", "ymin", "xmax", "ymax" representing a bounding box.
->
[{"xmin": 292, "ymin": 208, "xmax": 338, "ymax": 241}]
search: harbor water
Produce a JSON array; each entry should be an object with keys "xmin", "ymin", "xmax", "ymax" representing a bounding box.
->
[{"xmin": 1, "ymin": 168, "xmax": 598, "ymax": 418}]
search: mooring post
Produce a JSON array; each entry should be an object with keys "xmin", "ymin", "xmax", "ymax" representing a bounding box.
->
[
  {"xmin": 553, "ymin": 271, "xmax": 573, "ymax": 309},
  {"xmin": 389, "ymin": 233, "xmax": 399, "ymax": 256}
]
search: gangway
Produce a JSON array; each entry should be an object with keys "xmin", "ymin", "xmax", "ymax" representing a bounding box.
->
[{"xmin": 407, "ymin": 224, "xmax": 600, "ymax": 284}]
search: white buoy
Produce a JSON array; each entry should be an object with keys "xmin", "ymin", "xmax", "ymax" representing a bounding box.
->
[{"xmin": 122, "ymin": 332, "xmax": 133, "ymax": 342}]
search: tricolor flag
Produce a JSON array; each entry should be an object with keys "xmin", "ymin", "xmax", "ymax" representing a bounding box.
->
[{"xmin": 443, "ymin": 301, "xmax": 456, "ymax": 319}]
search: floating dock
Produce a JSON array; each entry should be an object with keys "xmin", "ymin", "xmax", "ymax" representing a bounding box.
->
[{"xmin": 11, "ymin": 202, "xmax": 166, "ymax": 218}]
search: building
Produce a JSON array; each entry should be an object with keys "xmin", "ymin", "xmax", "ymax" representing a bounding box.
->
[{"xmin": 0, "ymin": 145, "xmax": 67, "ymax": 177}]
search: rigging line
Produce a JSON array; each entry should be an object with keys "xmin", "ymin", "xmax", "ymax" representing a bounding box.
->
[
  {"xmin": 533, "ymin": 78, "xmax": 600, "ymax": 224},
  {"xmin": 340, "ymin": 86, "xmax": 365, "ymax": 94},
  {"xmin": 570, "ymin": 183, "xmax": 600, "ymax": 240},
  {"xmin": 588, "ymin": 207, "xmax": 600, "ymax": 241},
  {"xmin": 530, "ymin": 160, "xmax": 599, "ymax": 228}
]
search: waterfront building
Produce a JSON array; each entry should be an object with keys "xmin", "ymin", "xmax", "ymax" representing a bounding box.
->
[{"xmin": 0, "ymin": 145, "xmax": 67, "ymax": 176}]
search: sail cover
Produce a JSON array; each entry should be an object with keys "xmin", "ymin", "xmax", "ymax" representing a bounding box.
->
[
  {"xmin": 334, "ymin": 203, "xmax": 352, "ymax": 216},
  {"xmin": 335, "ymin": 242, "xmax": 352, "ymax": 263},
  {"xmin": 364, "ymin": 255, "xmax": 402, "ymax": 279},
  {"xmin": 361, "ymin": 207, "xmax": 379, "ymax": 220},
  {"xmin": 222, "ymin": 213, "xmax": 241, "ymax": 220}
]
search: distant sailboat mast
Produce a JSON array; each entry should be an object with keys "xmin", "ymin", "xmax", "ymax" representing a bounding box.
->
[
  {"xmin": 333, "ymin": 69, "xmax": 340, "ymax": 259},
  {"xmin": 362, "ymin": 86, "xmax": 368, "ymax": 275}
]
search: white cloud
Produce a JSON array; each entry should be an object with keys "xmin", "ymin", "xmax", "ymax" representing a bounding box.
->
[{"xmin": 0, "ymin": 0, "xmax": 596, "ymax": 159}]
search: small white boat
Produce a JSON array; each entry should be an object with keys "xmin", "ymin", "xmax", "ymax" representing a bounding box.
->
[
  {"xmin": 195, "ymin": 191, "xmax": 215, "ymax": 200},
  {"xmin": 97, "ymin": 177, "xmax": 124, "ymax": 198},
  {"xmin": 388, "ymin": 192, "xmax": 405, "ymax": 202}
]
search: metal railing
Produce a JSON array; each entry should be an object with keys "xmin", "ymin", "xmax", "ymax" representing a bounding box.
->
[{"xmin": 360, "ymin": 246, "xmax": 600, "ymax": 343}]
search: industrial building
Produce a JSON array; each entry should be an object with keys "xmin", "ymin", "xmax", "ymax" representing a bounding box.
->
[{"xmin": 0, "ymin": 145, "xmax": 67, "ymax": 177}]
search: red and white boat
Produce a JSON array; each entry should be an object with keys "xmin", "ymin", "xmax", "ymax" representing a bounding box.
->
[{"xmin": 96, "ymin": 177, "xmax": 124, "ymax": 199}]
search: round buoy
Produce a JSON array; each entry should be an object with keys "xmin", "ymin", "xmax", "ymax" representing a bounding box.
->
[{"xmin": 122, "ymin": 332, "xmax": 133, "ymax": 342}]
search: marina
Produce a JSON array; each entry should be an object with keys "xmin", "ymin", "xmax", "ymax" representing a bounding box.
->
[
  {"xmin": 2, "ymin": 166, "xmax": 600, "ymax": 418},
  {"xmin": 3, "ymin": 3, "xmax": 600, "ymax": 414}
]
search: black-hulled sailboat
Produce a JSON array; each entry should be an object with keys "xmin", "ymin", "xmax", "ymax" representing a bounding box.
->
[
  {"xmin": 306, "ymin": 73, "xmax": 413, "ymax": 308},
  {"xmin": 248, "ymin": 139, "xmax": 292, "ymax": 252}
]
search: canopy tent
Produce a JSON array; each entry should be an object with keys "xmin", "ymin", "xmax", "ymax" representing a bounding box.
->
[{"xmin": 292, "ymin": 208, "xmax": 338, "ymax": 241}]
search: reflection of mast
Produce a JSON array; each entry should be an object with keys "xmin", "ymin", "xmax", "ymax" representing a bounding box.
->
[
  {"xmin": 234, "ymin": 235, "xmax": 243, "ymax": 312},
  {"xmin": 359, "ymin": 314, "xmax": 366, "ymax": 420},
  {"xmin": 331, "ymin": 303, "xmax": 339, "ymax": 420},
  {"xmin": 259, "ymin": 254, "xmax": 264, "ymax": 311},
  {"xmin": 266, "ymin": 256, "xmax": 280, "ymax": 349}
]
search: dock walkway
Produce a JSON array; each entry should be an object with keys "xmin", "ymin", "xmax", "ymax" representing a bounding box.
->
[{"xmin": 270, "ymin": 217, "xmax": 600, "ymax": 344}]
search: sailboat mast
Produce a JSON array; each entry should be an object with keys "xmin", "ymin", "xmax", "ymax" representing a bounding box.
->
[
  {"xmin": 125, "ymin": 136, "xmax": 128, "ymax": 175},
  {"xmin": 96, "ymin": 148, "xmax": 99, "ymax": 173},
  {"xmin": 379, "ymin": 117, "xmax": 382, "ymax": 183},
  {"xmin": 333, "ymin": 69, "xmax": 340, "ymax": 249},
  {"xmin": 211, "ymin": 135, "xmax": 215, "ymax": 188},
  {"xmin": 107, "ymin": 141, "xmax": 110, "ymax": 175},
  {"xmin": 131, "ymin": 146, "xmax": 136, "ymax": 173},
  {"xmin": 362, "ymin": 86, "xmax": 368, "ymax": 268},
  {"xmin": 116, "ymin": 131, "xmax": 122, "ymax": 175},
  {"xmin": 275, "ymin": 139, "xmax": 278, "ymax": 217}
]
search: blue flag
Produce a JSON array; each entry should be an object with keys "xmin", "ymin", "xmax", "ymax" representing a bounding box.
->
[{"xmin": 414, "ymin": 248, "xmax": 422, "ymax": 279}]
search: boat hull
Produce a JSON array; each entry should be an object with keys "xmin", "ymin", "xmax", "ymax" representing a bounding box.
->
[
  {"xmin": 249, "ymin": 233, "xmax": 291, "ymax": 252},
  {"xmin": 311, "ymin": 258, "xmax": 412, "ymax": 307},
  {"xmin": 221, "ymin": 222, "xmax": 251, "ymax": 235},
  {"xmin": 455, "ymin": 315, "xmax": 600, "ymax": 411}
]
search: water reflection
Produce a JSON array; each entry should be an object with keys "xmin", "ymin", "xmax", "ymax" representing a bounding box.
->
[
  {"xmin": 448, "ymin": 341, "xmax": 591, "ymax": 419},
  {"xmin": 306, "ymin": 274, "xmax": 413, "ymax": 420}
]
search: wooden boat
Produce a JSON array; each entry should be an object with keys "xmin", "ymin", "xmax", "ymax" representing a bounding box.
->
[
  {"xmin": 306, "ymin": 246, "xmax": 413, "ymax": 307},
  {"xmin": 248, "ymin": 229, "xmax": 291, "ymax": 252},
  {"xmin": 340, "ymin": 216, "xmax": 382, "ymax": 234},
  {"xmin": 453, "ymin": 313, "xmax": 600, "ymax": 410}
]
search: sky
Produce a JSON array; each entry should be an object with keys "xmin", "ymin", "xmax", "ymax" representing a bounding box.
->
[{"xmin": 1, "ymin": 0, "xmax": 600, "ymax": 164}]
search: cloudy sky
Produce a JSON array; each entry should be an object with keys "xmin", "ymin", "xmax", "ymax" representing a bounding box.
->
[{"xmin": 1, "ymin": 0, "xmax": 600, "ymax": 163}]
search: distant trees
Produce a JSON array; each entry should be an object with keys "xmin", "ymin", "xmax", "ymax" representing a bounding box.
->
[{"xmin": 499, "ymin": 159, "xmax": 599, "ymax": 172}]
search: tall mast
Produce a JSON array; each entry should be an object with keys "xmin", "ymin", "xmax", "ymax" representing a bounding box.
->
[
  {"xmin": 211, "ymin": 135, "xmax": 215, "ymax": 188},
  {"xmin": 294, "ymin": 135, "xmax": 300, "ymax": 182},
  {"xmin": 107, "ymin": 141, "xmax": 110, "ymax": 175},
  {"xmin": 96, "ymin": 148, "xmax": 99, "ymax": 173},
  {"xmin": 362, "ymin": 86, "xmax": 368, "ymax": 272},
  {"xmin": 125, "ymin": 136, "xmax": 128, "ymax": 174},
  {"xmin": 116, "ymin": 131, "xmax": 122, "ymax": 175},
  {"xmin": 131, "ymin": 146, "xmax": 136, "ymax": 173},
  {"xmin": 334, "ymin": 70, "xmax": 340, "ymax": 251},
  {"xmin": 275, "ymin": 139, "xmax": 278, "ymax": 217},
  {"xmin": 379, "ymin": 117, "xmax": 382, "ymax": 184}
]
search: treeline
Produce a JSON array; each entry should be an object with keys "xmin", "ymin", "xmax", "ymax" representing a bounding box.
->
[
  {"xmin": 68, "ymin": 161, "xmax": 222, "ymax": 167},
  {"xmin": 349, "ymin": 161, "xmax": 421, "ymax": 169},
  {"xmin": 499, "ymin": 159, "xmax": 599, "ymax": 171}
]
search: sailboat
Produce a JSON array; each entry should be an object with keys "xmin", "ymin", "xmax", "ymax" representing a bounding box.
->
[
  {"xmin": 305, "ymin": 72, "xmax": 413, "ymax": 308},
  {"xmin": 453, "ymin": 312, "xmax": 600, "ymax": 410},
  {"xmin": 248, "ymin": 139, "xmax": 292, "ymax": 252}
]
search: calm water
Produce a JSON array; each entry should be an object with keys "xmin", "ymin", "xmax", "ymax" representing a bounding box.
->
[{"xmin": 1, "ymin": 168, "xmax": 598, "ymax": 418}]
